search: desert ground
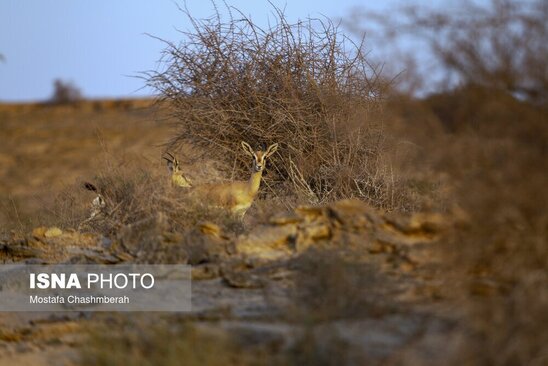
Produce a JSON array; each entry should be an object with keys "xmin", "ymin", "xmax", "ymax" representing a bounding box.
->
[{"xmin": 0, "ymin": 92, "xmax": 545, "ymax": 366}]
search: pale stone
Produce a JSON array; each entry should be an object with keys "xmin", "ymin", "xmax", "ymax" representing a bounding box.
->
[{"xmin": 44, "ymin": 227, "xmax": 63, "ymax": 238}]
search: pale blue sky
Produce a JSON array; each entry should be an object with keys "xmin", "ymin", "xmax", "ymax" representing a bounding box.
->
[{"xmin": 0, "ymin": 0, "xmax": 446, "ymax": 102}]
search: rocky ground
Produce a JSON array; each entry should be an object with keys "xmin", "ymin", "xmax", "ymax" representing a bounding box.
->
[{"xmin": 0, "ymin": 197, "xmax": 465, "ymax": 365}]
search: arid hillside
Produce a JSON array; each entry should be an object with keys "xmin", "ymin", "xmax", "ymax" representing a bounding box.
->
[{"xmin": 0, "ymin": 99, "xmax": 174, "ymax": 236}]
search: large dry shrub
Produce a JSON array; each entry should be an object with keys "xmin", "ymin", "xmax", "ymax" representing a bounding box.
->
[
  {"xmin": 50, "ymin": 79, "xmax": 83, "ymax": 104},
  {"xmin": 147, "ymin": 4, "xmax": 400, "ymax": 207}
]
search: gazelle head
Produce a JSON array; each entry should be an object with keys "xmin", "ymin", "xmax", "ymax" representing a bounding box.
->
[
  {"xmin": 241, "ymin": 141, "xmax": 278, "ymax": 173},
  {"xmin": 83, "ymin": 182, "xmax": 106, "ymax": 211},
  {"xmin": 163, "ymin": 152, "xmax": 180, "ymax": 174},
  {"xmin": 79, "ymin": 182, "xmax": 107, "ymax": 230},
  {"xmin": 163, "ymin": 152, "xmax": 192, "ymax": 188}
]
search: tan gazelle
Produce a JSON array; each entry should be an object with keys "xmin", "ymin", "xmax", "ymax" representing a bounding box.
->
[
  {"xmin": 169, "ymin": 142, "xmax": 278, "ymax": 219},
  {"xmin": 163, "ymin": 152, "xmax": 193, "ymax": 188}
]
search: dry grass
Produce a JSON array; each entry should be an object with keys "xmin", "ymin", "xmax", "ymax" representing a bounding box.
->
[
  {"xmin": 82, "ymin": 318, "xmax": 259, "ymax": 366},
  {"xmin": 287, "ymin": 248, "xmax": 399, "ymax": 323},
  {"xmin": 79, "ymin": 159, "xmax": 243, "ymax": 237}
]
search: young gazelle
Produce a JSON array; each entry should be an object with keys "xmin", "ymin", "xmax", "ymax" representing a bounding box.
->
[
  {"xmin": 78, "ymin": 182, "xmax": 107, "ymax": 229},
  {"xmin": 163, "ymin": 152, "xmax": 192, "ymax": 188},
  {"xmin": 167, "ymin": 142, "xmax": 278, "ymax": 218}
]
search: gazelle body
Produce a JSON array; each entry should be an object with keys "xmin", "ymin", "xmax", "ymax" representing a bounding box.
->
[
  {"xmin": 83, "ymin": 182, "xmax": 106, "ymax": 218},
  {"xmin": 163, "ymin": 152, "xmax": 192, "ymax": 188},
  {"xmin": 165, "ymin": 142, "xmax": 278, "ymax": 218},
  {"xmin": 192, "ymin": 142, "xmax": 278, "ymax": 218}
]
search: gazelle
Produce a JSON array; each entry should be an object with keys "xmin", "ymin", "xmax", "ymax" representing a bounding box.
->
[
  {"xmin": 166, "ymin": 142, "xmax": 278, "ymax": 218},
  {"xmin": 78, "ymin": 182, "xmax": 107, "ymax": 229},
  {"xmin": 163, "ymin": 152, "xmax": 192, "ymax": 188}
]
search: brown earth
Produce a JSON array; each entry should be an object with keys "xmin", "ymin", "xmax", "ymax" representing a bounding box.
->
[
  {"xmin": 0, "ymin": 99, "xmax": 173, "ymax": 235},
  {"xmin": 0, "ymin": 100, "xmax": 472, "ymax": 365}
]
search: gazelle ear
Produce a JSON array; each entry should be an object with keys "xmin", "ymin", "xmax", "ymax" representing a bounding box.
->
[
  {"xmin": 265, "ymin": 143, "xmax": 279, "ymax": 158},
  {"xmin": 241, "ymin": 141, "xmax": 255, "ymax": 157},
  {"xmin": 83, "ymin": 182, "xmax": 98, "ymax": 192},
  {"xmin": 163, "ymin": 157, "xmax": 175, "ymax": 172}
]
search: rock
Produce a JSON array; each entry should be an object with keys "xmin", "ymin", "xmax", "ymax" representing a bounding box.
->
[
  {"xmin": 44, "ymin": 227, "xmax": 63, "ymax": 238},
  {"xmin": 383, "ymin": 212, "xmax": 445, "ymax": 238},
  {"xmin": 269, "ymin": 214, "xmax": 302, "ymax": 225},
  {"xmin": 24, "ymin": 258, "xmax": 49, "ymax": 264},
  {"xmin": 192, "ymin": 264, "xmax": 221, "ymax": 280},
  {"xmin": 368, "ymin": 241, "xmax": 393, "ymax": 254},
  {"xmin": 5, "ymin": 245, "xmax": 45, "ymax": 258},
  {"xmin": 295, "ymin": 222, "xmax": 331, "ymax": 252},
  {"xmin": 294, "ymin": 205, "xmax": 324, "ymax": 220},
  {"xmin": 64, "ymin": 248, "xmax": 120, "ymax": 264},
  {"xmin": 233, "ymin": 199, "xmax": 445, "ymax": 264},
  {"xmin": 118, "ymin": 212, "xmax": 187, "ymax": 263},
  {"xmin": 32, "ymin": 227, "xmax": 47, "ymax": 239},
  {"xmin": 223, "ymin": 270, "xmax": 264, "ymax": 289},
  {"xmin": 183, "ymin": 229, "xmax": 229, "ymax": 265},
  {"xmin": 198, "ymin": 222, "xmax": 226, "ymax": 238},
  {"xmin": 0, "ymin": 329, "xmax": 23, "ymax": 342},
  {"xmin": 119, "ymin": 212, "xmax": 169, "ymax": 251},
  {"xmin": 327, "ymin": 199, "xmax": 383, "ymax": 229},
  {"xmin": 236, "ymin": 224, "xmax": 297, "ymax": 260},
  {"xmin": 178, "ymin": 222, "xmax": 233, "ymax": 266}
]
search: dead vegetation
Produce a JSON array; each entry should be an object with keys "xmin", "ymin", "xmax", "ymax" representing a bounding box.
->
[
  {"xmin": 146, "ymin": 3, "xmax": 418, "ymax": 210},
  {"xmin": 50, "ymin": 79, "xmax": 83, "ymax": 104},
  {"xmin": 82, "ymin": 319, "xmax": 257, "ymax": 366},
  {"xmin": 288, "ymin": 248, "xmax": 397, "ymax": 322}
]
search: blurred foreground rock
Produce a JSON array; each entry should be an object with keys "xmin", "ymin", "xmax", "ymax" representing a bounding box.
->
[
  {"xmin": 0, "ymin": 199, "xmax": 456, "ymax": 365},
  {"xmin": 1, "ymin": 226, "xmax": 120, "ymax": 264},
  {"xmin": 1, "ymin": 199, "xmax": 446, "ymax": 271},
  {"xmin": 236, "ymin": 199, "xmax": 445, "ymax": 268}
]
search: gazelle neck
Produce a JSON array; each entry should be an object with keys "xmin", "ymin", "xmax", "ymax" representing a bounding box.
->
[{"xmin": 248, "ymin": 169, "xmax": 263, "ymax": 197}]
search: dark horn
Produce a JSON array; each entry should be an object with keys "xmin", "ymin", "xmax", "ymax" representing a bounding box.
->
[{"xmin": 84, "ymin": 182, "xmax": 98, "ymax": 192}]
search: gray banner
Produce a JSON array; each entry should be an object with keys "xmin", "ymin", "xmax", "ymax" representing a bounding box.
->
[{"xmin": 0, "ymin": 265, "xmax": 191, "ymax": 312}]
